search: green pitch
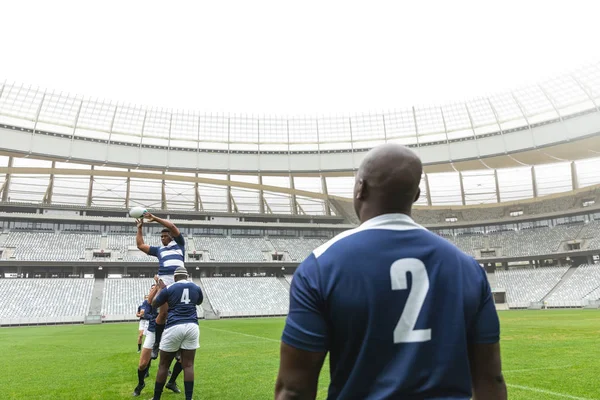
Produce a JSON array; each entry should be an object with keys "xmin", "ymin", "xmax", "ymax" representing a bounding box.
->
[{"xmin": 0, "ymin": 310, "xmax": 598, "ymax": 399}]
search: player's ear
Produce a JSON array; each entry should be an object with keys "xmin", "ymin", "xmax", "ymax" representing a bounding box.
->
[
  {"xmin": 413, "ymin": 187, "xmax": 420, "ymax": 204},
  {"xmin": 355, "ymin": 178, "xmax": 367, "ymax": 200}
]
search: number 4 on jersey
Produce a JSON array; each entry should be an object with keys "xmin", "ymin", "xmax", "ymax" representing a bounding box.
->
[
  {"xmin": 390, "ymin": 258, "xmax": 432, "ymax": 344},
  {"xmin": 180, "ymin": 288, "xmax": 191, "ymax": 304}
]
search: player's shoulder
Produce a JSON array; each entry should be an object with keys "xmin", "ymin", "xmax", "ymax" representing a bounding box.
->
[{"xmin": 312, "ymin": 213, "xmax": 429, "ymax": 259}]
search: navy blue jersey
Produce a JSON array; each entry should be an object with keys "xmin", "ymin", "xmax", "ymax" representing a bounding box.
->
[
  {"xmin": 154, "ymin": 280, "xmax": 203, "ymax": 329},
  {"xmin": 149, "ymin": 234, "xmax": 185, "ymax": 276},
  {"xmin": 282, "ymin": 213, "xmax": 500, "ymax": 400},
  {"xmin": 142, "ymin": 301, "xmax": 158, "ymax": 333},
  {"xmin": 137, "ymin": 301, "xmax": 146, "ymax": 321}
]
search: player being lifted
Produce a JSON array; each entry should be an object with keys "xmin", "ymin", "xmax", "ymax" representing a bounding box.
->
[
  {"xmin": 136, "ymin": 212, "xmax": 185, "ymax": 359},
  {"xmin": 150, "ymin": 266, "xmax": 203, "ymax": 400}
]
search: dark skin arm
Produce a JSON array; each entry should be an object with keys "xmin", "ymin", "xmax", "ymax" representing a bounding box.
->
[
  {"xmin": 144, "ymin": 213, "xmax": 181, "ymax": 238},
  {"xmin": 275, "ymin": 342, "xmax": 327, "ymax": 400},
  {"xmin": 151, "ymin": 279, "xmax": 167, "ymax": 309},
  {"xmin": 469, "ymin": 342, "xmax": 507, "ymax": 400},
  {"xmin": 136, "ymin": 219, "xmax": 151, "ymax": 254}
]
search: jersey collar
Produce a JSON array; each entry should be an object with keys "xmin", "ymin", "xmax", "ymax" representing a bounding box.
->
[{"xmin": 360, "ymin": 213, "xmax": 425, "ymax": 231}]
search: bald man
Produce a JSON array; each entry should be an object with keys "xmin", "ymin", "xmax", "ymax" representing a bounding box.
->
[{"xmin": 275, "ymin": 143, "xmax": 506, "ymax": 400}]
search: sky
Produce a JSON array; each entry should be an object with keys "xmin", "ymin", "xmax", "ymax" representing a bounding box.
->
[{"xmin": 0, "ymin": 0, "xmax": 599, "ymax": 116}]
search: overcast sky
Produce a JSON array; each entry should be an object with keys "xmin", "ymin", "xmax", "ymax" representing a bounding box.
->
[{"xmin": 0, "ymin": 0, "xmax": 598, "ymax": 115}]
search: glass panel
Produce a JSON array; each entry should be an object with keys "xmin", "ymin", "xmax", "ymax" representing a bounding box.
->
[
  {"xmin": 37, "ymin": 92, "xmax": 81, "ymax": 135},
  {"xmin": 535, "ymin": 162, "xmax": 572, "ymax": 196},
  {"xmin": 112, "ymin": 105, "xmax": 146, "ymax": 136},
  {"xmin": 325, "ymin": 176, "xmax": 354, "ymax": 198},
  {"xmin": 317, "ymin": 116, "xmax": 351, "ymax": 151},
  {"xmin": 259, "ymin": 118, "xmax": 288, "ymax": 152},
  {"xmin": 171, "ymin": 111, "xmax": 199, "ymax": 142},
  {"xmin": 442, "ymin": 104, "xmax": 473, "ymax": 140},
  {"xmin": 230, "ymin": 115, "xmax": 258, "ymax": 151},
  {"xmin": 462, "ymin": 170, "xmax": 497, "ymax": 205},
  {"xmin": 289, "ymin": 118, "xmax": 318, "ymax": 151},
  {"xmin": 0, "ymin": 84, "xmax": 45, "ymax": 129},
  {"xmin": 198, "ymin": 173, "xmax": 228, "ymax": 212},
  {"xmin": 144, "ymin": 109, "xmax": 171, "ymax": 139},
  {"xmin": 350, "ymin": 114, "xmax": 385, "ymax": 143},
  {"xmin": 543, "ymin": 76, "xmax": 594, "ymax": 118},
  {"xmin": 52, "ymin": 176, "xmax": 89, "ymax": 205},
  {"xmin": 129, "ymin": 177, "xmax": 163, "ymax": 209},
  {"xmin": 488, "ymin": 93, "xmax": 528, "ymax": 131},
  {"xmin": 76, "ymin": 100, "xmax": 116, "ymax": 140},
  {"xmin": 385, "ymin": 109, "xmax": 417, "ymax": 145},
  {"xmin": 230, "ymin": 175, "xmax": 260, "ymax": 213},
  {"xmin": 573, "ymin": 64, "xmax": 600, "ymax": 103},
  {"xmin": 497, "ymin": 167, "xmax": 533, "ymax": 201},
  {"xmin": 262, "ymin": 175, "xmax": 291, "ymax": 214},
  {"xmin": 513, "ymin": 86, "xmax": 557, "ymax": 124},
  {"xmin": 293, "ymin": 176, "xmax": 323, "ymax": 215},
  {"xmin": 466, "ymin": 98, "xmax": 499, "ymax": 136},
  {"xmin": 427, "ymin": 172, "xmax": 461, "ymax": 205},
  {"xmin": 92, "ymin": 166, "xmax": 128, "ymax": 208},
  {"xmin": 576, "ymin": 158, "xmax": 600, "ymax": 188},
  {"xmin": 164, "ymin": 172, "xmax": 196, "ymax": 211}
]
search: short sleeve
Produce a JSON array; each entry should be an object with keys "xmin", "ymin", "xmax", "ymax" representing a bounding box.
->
[
  {"xmin": 174, "ymin": 234, "xmax": 185, "ymax": 247},
  {"xmin": 153, "ymin": 288, "xmax": 168, "ymax": 308},
  {"xmin": 148, "ymin": 246, "xmax": 159, "ymax": 257},
  {"xmin": 469, "ymin": 264, "xmax": 500, "ymax": 344},
  {"xmin": 281, "ymin": 254, "xmax": 329, "ymax": 352}
]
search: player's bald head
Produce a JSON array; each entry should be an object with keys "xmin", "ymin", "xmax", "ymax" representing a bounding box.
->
[{"xmin": 353, "ymin": 143, "xmax": 422, "ymax": 222}]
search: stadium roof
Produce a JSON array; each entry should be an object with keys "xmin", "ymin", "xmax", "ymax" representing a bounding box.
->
[{"xmin": 2, "ymin": 64, "xmax": 600, "ymax": 213}]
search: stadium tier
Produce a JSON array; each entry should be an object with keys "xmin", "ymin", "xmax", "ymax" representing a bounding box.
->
[
  {"xmin": 0, "ymin": 278, "xmax": 94, "ymax": 325},
  {"xmin": 201, "ymin": 277, "xmax": 289, "ymax": 317}
]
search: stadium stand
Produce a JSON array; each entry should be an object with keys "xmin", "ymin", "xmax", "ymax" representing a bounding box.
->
[
  {"xmin": 200, "ymin": 277, "xmax": 289, "ymax": 317},
  {"xmin": 193, "ymin": 237, "xmax": 271, "ymax": 262},
  {"xmin": 270, "ymin": 237, "xmax": 327, "ymax": 261},
  {"xmin": 495, "ymin": 266, "xmax": 569, "ymax": 308},
  {"xmin": 546, "ymin": 264, "xmax": 600, "ymax": 307},
  {"xmin": 101, "ymin": 278, "xmax": 155, "ymax": 321},
  {"xmin": 4, "ymin": 232, "xmax": 100, "ymax": 261},
  {"xmin": 0, "ymin": 278, "xmax": 94, "ymax": 324},
  {"xmin": 106, "ymin": 234, "xmax": 165, "ymax": 262}
]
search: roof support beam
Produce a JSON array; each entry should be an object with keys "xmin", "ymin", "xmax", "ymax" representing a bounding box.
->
[
  {"xmin": 161, "ymin": 171, "xmax": 167, "ymax": 210},
  {"xmin": 1, "ymin": 156, "xmax": 13, "ymax": 202},
  {"xmin": 226, "ymin": 173, "xmax": 233, "ymax": 213},
  {"xmin": 494, "ymin": 169, "xmax": 501, "ymax": 203},
  {"xmin": 86, "ymin": 165, "xmax": 95, "ymax": 207},
  {"xmin": 258, "ymin": 174, "xmax": 265, "ymax": 214},
  {"xmin": 458, "ymin": 171, "xmax": 466, "ymax": 206},
  {"xmin": 571, "ymin": 161, "xmax": 579, "ymax": 191},
  {"xmin": 289, "ymin": 174, "xmax": 298, "ymax": 215},
  {"xmin": 125, "ymin": 169, "xmax": 131, "ymax": 208},
  {"xmin": 321, "ymin": 175, "xmax": 331, "ymax": 216},
  {"xmin": 42, "ymin": 161, "xmax": 56, "ymax": 204},
  {"xmin": 423, "ymin": 173, "xmax": 432, "ymax": 206},
  {"xmin": 0, "ymin": 166, "xmax": 346, "ymax": 202},
  {"xmin": 194, "ymin": 173, "xmax": 201, "ymax": 212},
  {"xmin": 531, "ymin": 166, "xmax": 538, "ymax": 198}
]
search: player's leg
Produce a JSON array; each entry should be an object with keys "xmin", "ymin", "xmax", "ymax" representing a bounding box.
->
[
  {"xmin": 133, "ymin": 331, "xmax": 155, "ymax": 397},
  {"xmin": 179, "ymin": 349, "xmax": 196, "ymax": 400},
  {"xmin": 152, "ymin": 275, "xmax": 173, "ymax": 358},
  {"xmin": 164, "ymin": 360, "xmax": 183, "ymax": 394},
  {"xmin": 179, "ymin": 323, "xmax": 200, "ymax": 400},
  {"xmin": 137, "ymin": 329, "xmax": 144, "ymax": 352},
  {"xmin": 151, "ymin": 350, "xmax": 176, "ymax": 400}
]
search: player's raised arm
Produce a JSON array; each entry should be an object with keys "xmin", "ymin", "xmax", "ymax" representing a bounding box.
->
[
  {"xmin": 136, "ymin": 219, "xmax": 152, "ymax": 254},
  {"xmin": 144, "ymin": 213, "xmax": 181, "ymax": 239}
]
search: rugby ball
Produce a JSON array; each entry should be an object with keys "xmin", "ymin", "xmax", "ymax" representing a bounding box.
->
[{"xmin": 129, "ymin": 206, "xmax": 147, "ymax": 219}]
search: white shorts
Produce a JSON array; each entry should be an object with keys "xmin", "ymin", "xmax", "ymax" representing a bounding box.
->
[
  {"xmin": 138, "ymin": 320, "xmax": 149, "ymax": 332},
  {"xmin": 142, "ymin": 331, "xmax": 156, "ymax": 350},
  {"xmin": 160, "ymin": 323, "xmax": 200, "ymax": 353},
  {"xmin": 159, "ymin": 275, "xmax": 174, "ymax": 287}
]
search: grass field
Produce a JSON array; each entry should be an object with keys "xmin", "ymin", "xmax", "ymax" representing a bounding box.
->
[{"xmin": 0, "ymin": 310, "xmax": 598, "ymax": 399}]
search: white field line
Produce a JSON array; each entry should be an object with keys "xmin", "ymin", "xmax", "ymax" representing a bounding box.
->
[
  {"xmin": 202, "ymin": 326, "xmax": 280, "ymax": 343},
  {"xmin": 504, "ymin": 365, "xmax": 572, "ymax": 373},
  {"xmin": 507, "ymin": 384, "xmax": 596, "ymax": 400}
]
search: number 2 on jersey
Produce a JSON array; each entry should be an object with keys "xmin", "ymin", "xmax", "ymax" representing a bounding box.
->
[
  {"xmin": 390, "ymin": 258, "xmax": 431, "ymax": 343},
  {"xmin": 180, "ymin": 288, "xmax": 191, "ymax": 304}
]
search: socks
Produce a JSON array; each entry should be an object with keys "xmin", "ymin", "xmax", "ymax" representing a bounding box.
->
[
  {"xmin": 153, "ymin": 381, "xmax": 165, "ymax": 400},
  {"xmin": 138, "ymin": 343, "xmax": 141, "ymax": 351},
  {"xmin": 154, "ymin": 324, "xmax": 165, "ymax": 347},
  {"xmin": 184, "ymin": 381, "xmax": 194, "ymax": 400},
  {"xmin": 137, "ymin": 368, "xmax": 146, "ymax": 386},
  {"xmin": 169, "ymin": 362, "xmax": 183, "ymax": 384}
]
